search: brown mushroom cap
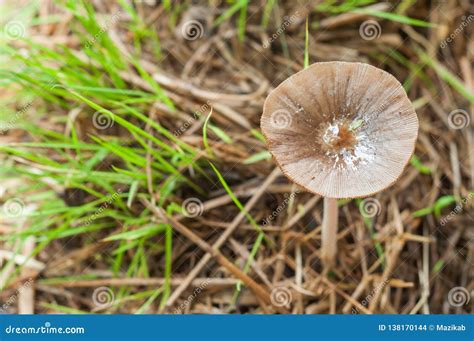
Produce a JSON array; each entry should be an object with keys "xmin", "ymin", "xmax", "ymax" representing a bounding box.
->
[{"xmin": 261, "ymin": 62, "xmax": 419, "ymax": 199}]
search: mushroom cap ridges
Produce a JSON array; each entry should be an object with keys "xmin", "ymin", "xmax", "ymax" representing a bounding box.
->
[{"xmin": 261, "ymin": 62, "xmax": 419, "ymax": 199}]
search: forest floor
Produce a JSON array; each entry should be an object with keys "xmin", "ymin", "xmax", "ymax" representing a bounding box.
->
[{"xmin": 0, "ymin": 0, "xmax": 473, "ymax": 314}]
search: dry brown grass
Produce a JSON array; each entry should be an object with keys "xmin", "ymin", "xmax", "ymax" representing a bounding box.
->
[{"xmin": 0, "ymin": 0, "xmax": 472, "ymax": 314}]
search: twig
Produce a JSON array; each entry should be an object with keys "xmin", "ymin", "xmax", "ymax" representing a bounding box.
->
[
  {"xmin": 142, "ymin": 199, "xmax": 281, "ymax": 311},
  {"xmin": 165, "ymin": 167, "xmax": 281, "ymax": 307},
  {"xmin": 42, "ymin": 277, "xmax": 238, "ymax": 288}
]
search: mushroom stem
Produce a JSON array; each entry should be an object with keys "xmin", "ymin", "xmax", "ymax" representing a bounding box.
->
[{"xmin": 321, "ymin": 197, "xmax": 338, "ymax": 265}]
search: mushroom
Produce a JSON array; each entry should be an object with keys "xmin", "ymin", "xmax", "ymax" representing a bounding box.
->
[{"xmin": 261, "ymin": 61, "xmax": 418, "ymax": 265}]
